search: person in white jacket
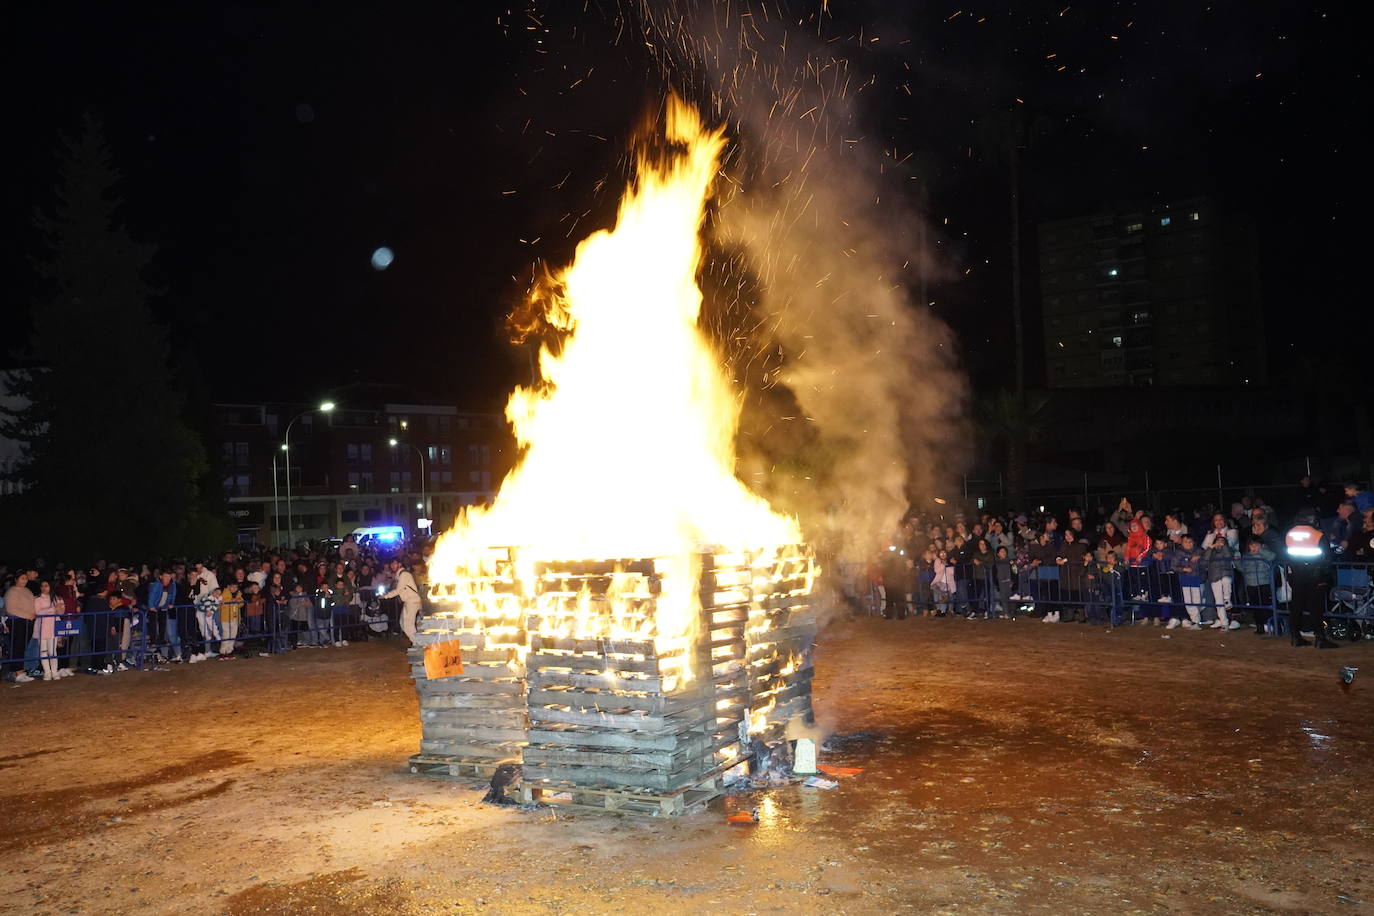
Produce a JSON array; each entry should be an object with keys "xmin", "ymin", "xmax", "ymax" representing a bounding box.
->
[
  {"xmin": 1201, "ymin": 514, "xmax": 1239, "ymax": 551},
  {"xmin": 931, "ymin": 551, "xmax": 956, "ymax": 617},
  {"xmin": 381, "ymin": 559, "xmax": 423, "ymax": 644},
  {"xmin": 188, "ymin": 562, "xmax": 221, "ymax": 661}
]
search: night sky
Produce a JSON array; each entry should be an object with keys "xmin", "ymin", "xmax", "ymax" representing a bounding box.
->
[{"xmin": 10, "ymin": 2, "xmax": 1364, "ymax": 407}]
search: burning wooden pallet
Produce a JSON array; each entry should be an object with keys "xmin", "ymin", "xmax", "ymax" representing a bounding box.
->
[
  {"xmin": 409, "ymin": 550, "xmax": 529, "ymax": 769},
  {"xmin": 512, "ymin": 763, "xmax": 733, "ymax": 816},
  {"xmin": 519, "ymin": 557, "xmax": 744, "ymax": 794},
  {"xmin": 411, "ymin": 547, "xmax": 818, "ymax": 813},
  {"xmin": 744, "ymin": 548, "xmax": 819, "ymax": 744}
]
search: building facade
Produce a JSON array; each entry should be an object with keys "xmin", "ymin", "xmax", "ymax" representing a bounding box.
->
[
  {"xmin": 212, "ymin": 400, "xmax": 512, "ymax": 546},
  {"xmin": 1037, "ymin": 197, "xmax": 1265, "ymax": 388}
]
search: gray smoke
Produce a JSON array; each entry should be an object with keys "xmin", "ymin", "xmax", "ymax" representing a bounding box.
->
[{"xmin": 628, "ymin": 1, "xmax": 970, "ymax": 561}]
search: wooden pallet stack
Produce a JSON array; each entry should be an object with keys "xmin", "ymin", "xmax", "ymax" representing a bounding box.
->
[
  {"xmin": 743, "ymin": 547, "xmax": 819, "ymax": 745},
  {"xmin": 515, "ymin": 556, "xmax": 752, "ymax": 811},
  {"xmin": 407, "ymin": 546, "xmax": 819, "ymax": 811},
  {"xmin": 407, "ymin": 548, "xmax": 529, "ymax": 780}
]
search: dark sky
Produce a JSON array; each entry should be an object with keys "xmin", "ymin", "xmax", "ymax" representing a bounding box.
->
[{"xmin": 10, "ymin": 2, "xmax": 1364, "ymax": 406}]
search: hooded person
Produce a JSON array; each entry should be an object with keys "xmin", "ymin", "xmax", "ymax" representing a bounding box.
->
[{"xmin": 381, "ymin": 559, "xmax": 424, "ymax": 644}]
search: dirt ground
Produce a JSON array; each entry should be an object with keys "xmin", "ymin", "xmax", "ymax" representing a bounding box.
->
[{"xmin": 2, "ymin": 616, "xmax": 1371, "ymax": 915}]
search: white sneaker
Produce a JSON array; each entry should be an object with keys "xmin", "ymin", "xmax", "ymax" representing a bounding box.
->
[
  {"xmin": 13, "ymin": 673, "xmax": 34, "ymax": 683},
  {"xmin": 1166, "ymin": 618, "xmax": 1180, "ymax": 629},
  {"xmin": 1209, "ymin": 621, "xmax": 1225, "ymax": 629},
  {"xmin": 116, "ymin": 663, "xmax": 129, "ymax": 671},
  {"xmin": 1158, "ymin": 596, "xmax": 1172, "ymax": 603},
  {"xmin": 60, "ymin": 669, "xmax": 74, "ymax": 678},
  {"xmin": 1227, "ymin": 619, "xmax": 1242, "ymax": 630},
  {"xmin": 1009, "ymin": 594, "xmax": 1022, "ymax": 601},
  {"xmin": 1300, "ymin": 631, "xmax": 1315, "ymax": 639},
  {"xmin": 339, "ymin": 640, "xmax": 349, "ymax": 647},
  {"xmin": 187, "ymin": 655, "xmax": 202, "ymax": 664}
]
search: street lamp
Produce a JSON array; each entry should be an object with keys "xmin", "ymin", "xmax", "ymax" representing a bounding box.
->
[
  {"xmin": 389, "ymin": 437, "xmax": 427, "ymax": 534},
  {"xmin": 283, "ymin": 401, "xmax": 335, "ymax": 547},
  {"xmin": 271, "ymin": 443, "xmax": 287, "ymax": 547}
]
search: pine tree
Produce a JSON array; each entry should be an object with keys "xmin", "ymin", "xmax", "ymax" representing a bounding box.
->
[{"xmin": 1, "ymin": 115, "xmax": 219, "ymax": 561}]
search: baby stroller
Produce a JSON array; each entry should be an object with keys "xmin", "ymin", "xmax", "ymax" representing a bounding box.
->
[
  {"xmin": 359, "ymin": 588, "xmax": 389, "ymax": 639},
  {"xmin": 1326, "ymin": 566, "xmax": 1373, "ymax": 642}
]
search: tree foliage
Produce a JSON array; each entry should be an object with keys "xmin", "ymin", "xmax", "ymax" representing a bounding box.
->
[
  {"xmin": 0, "ymin": 115, "xmax": 225, "ymax": 561},
  {"xmin": 978, "ymin": 389, "xmax": 1051, "ymax": 505}
]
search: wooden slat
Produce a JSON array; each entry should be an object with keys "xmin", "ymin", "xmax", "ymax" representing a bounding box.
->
[
  {"xmin": 414, "ymin": 677, "xmax": 524, "ymax": 696},
  {"xmin": 420, "ymin": 708, "xmax": 529, "ymax": 728},
  {"xmin": 418, "ymin": 693, "xmax": 528, "ymax": 710},
  {"xmin": 418, "ymin": 739, "xmax": 525, "ymax": 757},
  {"xmin": 526, "ymin": 652, "xmax": 661, "ymax": 675},
  {"xmin": 527, "ymin": 670, "xmax": 665, "ymax": 693},
  {"xmin": 528, "ymin": 636, "xmax": 665, "ymax": 657},
  {"xmin": 420, "ymin": 724, "xmax": 528, "ymax": 744}
]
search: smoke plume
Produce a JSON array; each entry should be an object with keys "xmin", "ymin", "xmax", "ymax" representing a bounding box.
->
[{"xmin": 627, "ymin": 1, "xmax": 970, "ymax": 560}]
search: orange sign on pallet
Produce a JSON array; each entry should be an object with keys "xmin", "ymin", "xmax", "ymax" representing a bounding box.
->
[{"xmin": 423, "ymin": 640, "xmax": 464, "ymax": 679}]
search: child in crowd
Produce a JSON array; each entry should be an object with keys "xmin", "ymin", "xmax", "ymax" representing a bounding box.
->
[
  {"xmin": 992, "ymin": 546, "xmax": 1014, "ymax": 618},
  {"xmin": 1202, "ymin": 529, "xmax": 1238, "ymax": 629},
  {"xmin": 1170, "ymin": 536, "xmax": 1205, "ymax": 630},
  {"xmin": 218, "ymin": 581, "xmax": 244, "ymax": 658},
  {"xmin": 1080, "ymin": 550, "xmax": 1103, "ymax": 624},
  {"xmin": 287, "ymin": 583, "xmax": 312, "ymax": 648},
  {"xmin": 193, "ymin": 586, "xmax": 222, "ymax": 662},
  {"xmin": 34, "ymin": 580, "xmax": 62, "ymax": 681},
  {"xmin": 243, "ymin": 582, "xmax": 265, "ymax": 654},
  {"xmin": 1236, "ymin": 537, "xmax": 1278, "ymax": 634},
  {"xmin": 931, "ymin": 550, "xmax": 955, "ymax": 617}
]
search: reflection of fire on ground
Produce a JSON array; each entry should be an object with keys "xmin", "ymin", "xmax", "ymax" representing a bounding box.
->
[{"xmin": 406, "ymin": 96, "xmax": 819, "ymax": 804}]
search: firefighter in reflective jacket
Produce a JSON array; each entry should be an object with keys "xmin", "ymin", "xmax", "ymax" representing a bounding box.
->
[{"xmin": 1284, "ymin": 513, "xmax": 1338, "ymax": 649}]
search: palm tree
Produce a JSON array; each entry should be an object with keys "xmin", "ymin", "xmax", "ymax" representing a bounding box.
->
[
  {"xmin": 976, "ymin": 107, "xmax": 1053, "ymax": 396},
  {"xmin": 979, "ymin": 389, "xmax": 1051, "ymax": 507}
]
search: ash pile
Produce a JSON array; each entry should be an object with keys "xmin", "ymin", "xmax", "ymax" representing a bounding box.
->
[{"xmin": 407, "ymin": 546, "xmax": 818, "ymax": 816}]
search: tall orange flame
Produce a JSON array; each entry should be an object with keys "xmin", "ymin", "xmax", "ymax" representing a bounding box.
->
[{"xmin": 430, "ymin": 96, "xmax": 800, "ymax": 683}]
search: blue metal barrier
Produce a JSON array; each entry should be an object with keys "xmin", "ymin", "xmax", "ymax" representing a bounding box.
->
[
  {"xmin": 3, "ymin": 595, "xmax": 405, "ymax": 680},
  {"xmin": 855, "ymin": 556, "xmax": 1311, "ymax": 634}
]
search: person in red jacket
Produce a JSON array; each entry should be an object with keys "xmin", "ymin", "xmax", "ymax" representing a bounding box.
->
[
  {"xmin": 1124, "ymin": 519, "xmax": 1152, "ymax": 565},
  {"xmin": 1123, "ymin": 519, "xmax": 1153, "ymax": 603}
]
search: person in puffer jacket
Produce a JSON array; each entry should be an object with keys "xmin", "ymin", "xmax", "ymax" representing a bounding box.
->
[{"xmin": 1202, "ymin": 534, "xmax": 1238, "ymax": 629}]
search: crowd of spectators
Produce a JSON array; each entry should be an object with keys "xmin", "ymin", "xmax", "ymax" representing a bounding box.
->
[
  {"xmin": 5, "ymin": 480, "xmax": 1372, "ymax": 683},
  {"xmin": 863, "ymin": 479, "xmax": 1374, "ymax": 637},
  {"xmin": 2, "ymin": 533, "xmax": 434, "ymax": 684}
]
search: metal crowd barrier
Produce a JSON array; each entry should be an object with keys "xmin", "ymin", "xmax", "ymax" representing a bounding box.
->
[
  {"xmin": 847, "ymin": 557, "xmax": 1373, "ymax": 636},
  {"xmin": 3, "ymin": 593, "xmax": 407, "ymax": 679}
]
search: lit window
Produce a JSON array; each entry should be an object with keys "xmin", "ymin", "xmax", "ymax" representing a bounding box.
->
[
  {"xmin": 1112, "ymin": 336, "xmax": 1123, "ymax": 348},
  {"xmin": 1159, "ymin": 217, "xmax": 1171, "ymax": 227},
  {"xmin": 1189, "ymin": 211, "xmax": 1200, "ymax": 221},
  {"xmin": 1126, "ymin": 222, "xmax": 1143, "ymax": 233},
  {"xmin": 1108, "ymin": 268, "xmax": 1119, "ymax": 277}
]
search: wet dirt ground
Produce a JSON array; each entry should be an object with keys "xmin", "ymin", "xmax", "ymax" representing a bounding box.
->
[{"xmin": 1, "ymin": 616, "xmax": 1371, "ymax": 915}]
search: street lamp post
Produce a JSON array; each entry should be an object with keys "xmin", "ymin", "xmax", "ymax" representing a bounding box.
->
[
  {"xmin": 270, "ymin": 444, "xmax": 286, "ymax": 548},
  {"xmin": 283, "ymin": 401, "xmax": 335, "ymax": 548},
  {"xmin": 390, "ymin": 438, "xmax": 427, "ymax": 533}
]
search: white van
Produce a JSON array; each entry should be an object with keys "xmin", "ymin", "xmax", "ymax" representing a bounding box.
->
[{"xmin": 350, "ymin": 525, "xmax": 406, "ymax": 548}]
